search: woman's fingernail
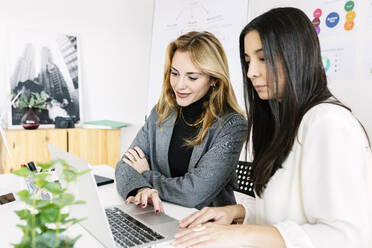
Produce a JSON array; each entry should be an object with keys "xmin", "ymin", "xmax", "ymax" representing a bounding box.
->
[
  {"xmin": 155, "ymin": 209, "xmax": 159, "ymax": 214},
  {"xmin": 142, "ymin": 204, "xmax": 146, "ymax": 208}
]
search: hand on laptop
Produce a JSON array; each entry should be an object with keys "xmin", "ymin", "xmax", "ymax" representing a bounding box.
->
[
  {"xmin": 122, "ymin": 146, "xmax": 150, "ymax": 174},
  {"xmin": 178, "ymin": 206, "xmax": 236, "ymax": 229},
  {"xmin": 174, "ymin": 206, "xmax": 247, "ymax": 248},
  {"xmin": 126, "ymin": 187, "xmax": 164, "ymax": 214},
  {"xmin": 173, "ymin": 222, "xmax": 246, "ymax": 248}
]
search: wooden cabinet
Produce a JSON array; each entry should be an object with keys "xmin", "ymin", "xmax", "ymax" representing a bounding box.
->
[
  {"xmin": 0, "ymin": 129, "xmax": 67, "ymax": 174},
  {"xmin": 68, "ymin": 129, "xmax": 121, "ymax": 170},
  {"xmin": 0, "ymin": 128, "xmax": 120, "ymax": 174}
]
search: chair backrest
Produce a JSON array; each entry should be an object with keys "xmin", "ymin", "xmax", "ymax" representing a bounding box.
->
[{"xmin": 235, "ymin": 161, "xmax": 255, "ymax": 197}]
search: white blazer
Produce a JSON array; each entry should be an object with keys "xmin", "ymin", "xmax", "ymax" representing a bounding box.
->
[{"xmin": 243, "ymin": 103, "xmax": 372, "ymax": 248}]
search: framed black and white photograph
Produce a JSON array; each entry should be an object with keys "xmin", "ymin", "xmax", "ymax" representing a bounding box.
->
[{"xmin": 8, "ymin": 28, "xmax": 81, "ymax": 127}]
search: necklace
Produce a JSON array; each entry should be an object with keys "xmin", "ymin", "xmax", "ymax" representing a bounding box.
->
[{"xmin": 179, "ymin": 107, "xmax": 203, "ymax": 127}]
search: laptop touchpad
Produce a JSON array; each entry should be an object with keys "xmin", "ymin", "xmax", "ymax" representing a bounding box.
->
[{"xmin": 134, "ymin": 212, "xmax": 176, "ymax": 225}]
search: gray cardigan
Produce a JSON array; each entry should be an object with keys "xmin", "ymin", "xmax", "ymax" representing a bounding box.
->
[{"xmin": 115, "ymin": 106, "xmax": 248, "ymax": 209}]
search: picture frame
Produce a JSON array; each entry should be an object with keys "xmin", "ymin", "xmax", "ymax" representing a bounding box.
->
[{"xmin": 6, "ymin": 27, "xmax": 82, "ymax": 128}]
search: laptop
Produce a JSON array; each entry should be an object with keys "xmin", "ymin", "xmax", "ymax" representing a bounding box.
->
[{"xmin": 48, "ymin": 145, "xmax": 179, "ymax": 248}]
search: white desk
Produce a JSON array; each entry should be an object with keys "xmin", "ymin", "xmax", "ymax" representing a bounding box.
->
[{"xmin": 0, "ymin": 165, "xmax": 197, "ymax": 248}]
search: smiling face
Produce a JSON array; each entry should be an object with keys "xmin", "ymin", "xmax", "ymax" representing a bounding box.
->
[
  {"xmin": 244, "ymin": 30, "xmax": 285, "ymax": 100},
  {"xmin": 170, "ymin": 50, "xmax": 212, "ymax": 107}
]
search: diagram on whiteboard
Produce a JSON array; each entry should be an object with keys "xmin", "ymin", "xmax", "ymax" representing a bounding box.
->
[
  {"xmin": 147, "ymin": 0, "xmax": 248, "ymax": 113},
  {"xmin": 161, "ymin": 0, "xmax": 239, "ymax": 49},
  {"xmin": 173, "ymin": 0, "xmax": 219, "ymax": 34},
  {"xmin": 309, "ymin": 0, "xmax": 357, "ymax": 37},
  {"xmin": 321, "ymin": 42, "xmax": 355, "ymax": 83}
]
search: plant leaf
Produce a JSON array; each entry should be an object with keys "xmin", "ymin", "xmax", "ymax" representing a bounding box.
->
[
  {"xmin": 17, "ymin": 190, "xmax": 33, "ymax": 206},
  {"xmin": 34, "ymin": 172, "xmax": 50, "ymax": 180},
  {"xmin": 17, "ymin": 189, "xmax": 30, "ymax": 199},
  {"xmin": 33, "ymin": 173, "xmax": 49, "ymax": 188},
  {"xmin": 18, "ymin": 101, "xmax": 27, "ymax": 109},
  {"xmin": 29, "ymin": 96, "xmax": 35, "ymax": 107},
  {"xmin": 45, "ymin": 228, "xmax": 67, "ymax": 235},
  {"xmin": 59, "ymin": 234, "xmax": 82, "ymax": 247},
  {"xmin": 15, "ymin": 223, "xmax": 32, "ymax": 245},
  {"xmin": 35, "ymin": 231, "xmax": 58, "ymax": 248},
  {"xmin": 76, "ymin": 169, "xmax": 91, "ymax": 176},
  {"xmin": 62, "ymin": 217, "xmax": 86, "ymax": 225},
  {"xmin": 37, "ymin": 161, "xmax": 55, "ymax": 170},
  {"xmin": 62, "ymin": 169, "xmax": 77, "ymax": 182},
  {"xmin": 15, "ymin": 224, "xmax": 30, "ymax": 232},
  {"xmin": 72, "ymin": 200, "xmax": 86, "ymax": 205},
  {"xmin": 34, "ymin": 92, "xmax": 41, "ymax": 99},
  {"xmin": 44, "ymin": 181, "xmax": 63, "ymax": 194},
  {"xmin": 31, "ymin": 213, "xmax": 43, "ymax": 228},
  {"xmin": 12, "ymin": 157, "xmax": 88, "ymax": 247},
  {"xmin": 61, "ymin": 193, "xmax": 74, "ymax": 205},
  {"xmin": 40, "ymin": 204, "xmax": 59, "ymax": 223},
  {"xmin": 35, "ymin": 199, "xmax": 50, "ymax": 209},
  {"xmin": 22, "ymin": 93, "xmax": 28, "ymax": 102},
  {"xmin": 34, "ymin": 179, "xmax": 48, "ymax": 189},
  {"xmin": 59, "ymin": 213, "xmax": 69, "ymax": 222},
  {"xmin": 13, "ymin": 167, "xmax": 32, "ymax": 177},
  {"xmin": 54, "ymin": 193, "xmax": 75, "ymax": 208},
  {"xmin": 69, "ymin": 234, "xmax": 82, "ymax": 246},
  {"xmin": 15, "ymin": 209, "xmax": 31, "ymax": 220},
  {"xmin": 12, "ymin": 243, "xmax": 30, "ymax": 248}
]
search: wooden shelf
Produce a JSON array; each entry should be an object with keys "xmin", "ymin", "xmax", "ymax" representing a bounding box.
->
[
  {"xmin": 68, "ymin": 129, "xmax": 120, "ymax": 170},
  {"xmin": 0, "ymin": 128, "xmax": 120, "ymax": 174}
]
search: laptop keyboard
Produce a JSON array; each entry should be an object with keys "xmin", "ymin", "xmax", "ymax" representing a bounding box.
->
[{"xmin": 105, "ymin": 207, "xmax": 165, "ymax": 248}]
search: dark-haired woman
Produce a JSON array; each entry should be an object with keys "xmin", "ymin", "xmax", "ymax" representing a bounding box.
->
[{"xmin": 173, "ymin": 7, "xmax": 372, "ymax": 248}]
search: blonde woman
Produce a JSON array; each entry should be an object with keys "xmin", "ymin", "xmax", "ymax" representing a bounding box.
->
[{"xmin": 115, "ymin": 31, "xmax": 247, "ymax": 212}]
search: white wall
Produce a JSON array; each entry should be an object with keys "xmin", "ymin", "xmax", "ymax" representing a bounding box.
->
[{"xmin": 0, "ymin": 0, "xmax": 154, "ymax": 154}]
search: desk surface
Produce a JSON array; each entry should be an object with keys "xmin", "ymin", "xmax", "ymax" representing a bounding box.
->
[{"xmin": 0, "ymin": 165, "xmax": 197, "ymax": 248}]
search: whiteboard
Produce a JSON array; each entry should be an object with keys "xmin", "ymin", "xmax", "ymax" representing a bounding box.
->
[
  {"xmin": 147, "ymin": 0, "xmax": 249, "ymax": 113},
  {"xmin": 147, "ymin": 0, "xmax": 372, "ymax": 140},
  {"xmin": 250, "ymin": 0, "xmax": 372, "ymax": 139}
]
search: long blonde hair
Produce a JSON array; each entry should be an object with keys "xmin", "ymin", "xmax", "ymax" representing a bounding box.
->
[{"xmin": 156, "ymin": 31, "xmax": 244, "ymax": 146}]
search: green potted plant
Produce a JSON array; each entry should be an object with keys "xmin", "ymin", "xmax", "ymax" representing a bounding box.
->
[
  {"xmin": 12, "ymin": 91, "xmax": 50, "ymax": 129},
  {"xmin": 12, "ymin": 159, "xmax": 89, "ymax": 248}
]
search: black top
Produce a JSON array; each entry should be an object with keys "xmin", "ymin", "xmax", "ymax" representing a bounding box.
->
[{"xmin": 169, "ymin": 97, "xmax": 204, "ymax": 177}]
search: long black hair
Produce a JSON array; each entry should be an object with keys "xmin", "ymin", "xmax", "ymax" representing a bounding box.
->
[{"xmin": 239, "ymin": 7, "xmax": 349, "ymax": 196}]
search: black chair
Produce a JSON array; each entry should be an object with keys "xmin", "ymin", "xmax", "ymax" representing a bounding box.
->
[{"xmin": 235, "ymin": 161, "xmax": 255, "ymax": 197}]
